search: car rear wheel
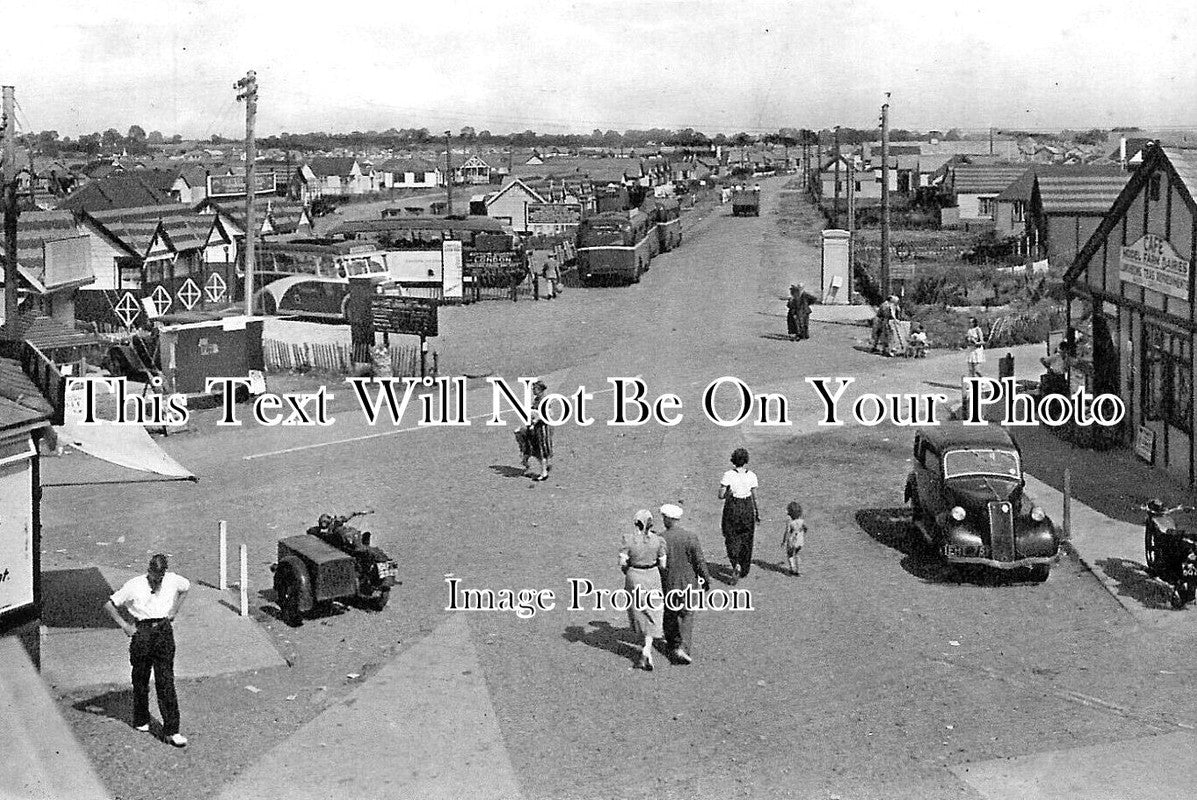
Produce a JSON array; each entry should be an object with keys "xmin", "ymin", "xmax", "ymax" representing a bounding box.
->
[{"xmin": 1029, "ymin": 564, "xmax": 1050, "ymax": 583}]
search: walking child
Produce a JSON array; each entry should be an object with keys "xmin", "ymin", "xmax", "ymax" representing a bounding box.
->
[{"xmin": 782, "ymin": 500, "xmax": 806, "ymax": 576}]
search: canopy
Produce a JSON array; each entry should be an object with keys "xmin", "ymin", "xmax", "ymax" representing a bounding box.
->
[{"xmin": 55, "ymin": 387, "xmax": 195, "ymax": 481}]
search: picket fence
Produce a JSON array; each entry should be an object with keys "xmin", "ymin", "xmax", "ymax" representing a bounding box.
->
[{"xmin": 262, "ymin": 339, "xmax": 427, "ymax": 377}]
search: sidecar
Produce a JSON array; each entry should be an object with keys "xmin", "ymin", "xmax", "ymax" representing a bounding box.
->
[{"xmin": 272, "ymin": 533, "xmax": 397, "ymax": 626}]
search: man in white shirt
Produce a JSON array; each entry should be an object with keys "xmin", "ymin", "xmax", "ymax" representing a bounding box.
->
[{"xmin": 104, "ymin": 554, "xmax": 191, "ymax": 747}]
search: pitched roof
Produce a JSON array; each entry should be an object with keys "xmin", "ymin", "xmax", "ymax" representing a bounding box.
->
[
  {"xmin": 1163, "ymin": 147, "xmax": 1197, "ymax": 201},
  {"xmin": 307, "ymin": 156, "xmax": 358, "ymax": 177},
  {"xmin": 200, "ymin": 196, "xmax": 310, "ymax": 235},
  {"xmin": 484, "ymin": 178, "xmax": 546, "ymax": 207},
  {"xmin": 951, "ymin": 164, "xmax": 1029, "ymax": 194},
  {"xmin": 0, "ymin": 354, "xmax": 53, "ymax": 427},
  {"xmin": 994, "ymin": 167, "xmax": 1038, "ymax": 202},
  {"xmin": 7, "ymin": 313, "xmax": 101, "ymax": 351},
  {"xmin": 378, "ymin": 158, "xmax": 437, "ymax": 173},
  {"xmin": 86, "ymin": 204, "xmax": 212, "ymax": 256},
  {"xmin": 17, "ymin": 211, "xmax": 79, "ymax": 285},
  {"xmin": 1035, "ymin": 165, "xmax": 1128, "ymax": 214},
  {"xmin": 58, "ymin": 171, "xmax": 176, "ymax": 212}
]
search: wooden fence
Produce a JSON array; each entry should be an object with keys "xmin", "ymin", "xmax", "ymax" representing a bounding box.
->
[{"xmin": 262, "ymin": 338, "xmax": 428, "ymax": 377}]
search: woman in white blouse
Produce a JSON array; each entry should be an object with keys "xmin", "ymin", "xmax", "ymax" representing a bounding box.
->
[{"xmin": 718, "ymin": 448, "xmax": 760, "ymax": 581}]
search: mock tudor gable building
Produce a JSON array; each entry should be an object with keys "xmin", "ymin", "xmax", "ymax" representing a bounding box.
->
[{"xmin": 1066, "ymin": 145, "xmax": 1197, "ymax": 483}]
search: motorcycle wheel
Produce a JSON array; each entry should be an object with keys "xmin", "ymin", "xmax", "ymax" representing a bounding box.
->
[
  {"xmin": 1170, "ymin": 587, "xmax": 1188, "ymax": 610},
  {"xmin": 1145, "ymin": 529, "xmax": 1159, "ymax": 575},
  {"xmin": 367, "ymin": 588, "xmax": 390, "ymax": 612},
  {"xmin": 277, "ymin": 569, "xmax": 304, "ymax": 627}
]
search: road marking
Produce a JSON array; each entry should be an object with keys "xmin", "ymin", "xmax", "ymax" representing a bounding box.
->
[{"xmin": 242, "ymin": 377, "xmax": 636, "ymax": 461}]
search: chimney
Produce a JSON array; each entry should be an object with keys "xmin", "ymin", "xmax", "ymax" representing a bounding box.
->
[{"xmin": 1120, "ymin": 137, "xmax": 1127, "ymax": 171}]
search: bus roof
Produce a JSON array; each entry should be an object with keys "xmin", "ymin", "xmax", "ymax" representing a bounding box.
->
[
  {"xmin": 333, "ymin": 216, "xmax": 507, "ymax": 235},
  {"xmin": 257, "ymin": 240, "xmax": 375, "ymax": 256}
]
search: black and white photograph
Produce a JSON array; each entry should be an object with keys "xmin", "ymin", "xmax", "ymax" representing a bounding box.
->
[{"xmin": 2, "ymin": 1, "xmax": 1197, "ymax": 798}]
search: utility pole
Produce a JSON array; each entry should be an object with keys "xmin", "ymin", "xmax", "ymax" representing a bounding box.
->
[
  {"xmin": 846, "ymin": 144, "xmax": 856, "ymax": 303},
  {"xmin": 833, "ymin": 126, "xmax": 841, "ymax": 228},
  {"xmin": 880, "ymin": 94, "xmax": 891, "ymax": 300},
  {"xmin": 2, "ymin": 86, "xmax": 17, "ymax": 335},
  {"xmin": 236, "ymin": 70, "xmax": 258, "ymax": 315},
  {"xmin": 444, "ymin": 130, "xmax": 453, "ymax": 216},
  {"xmin": 989, "ymin": 126, "xmax": 994, "ymax": 156}
]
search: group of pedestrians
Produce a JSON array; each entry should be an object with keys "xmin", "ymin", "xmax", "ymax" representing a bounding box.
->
[{"xmin": 619, "ymin": 448, "xmax": 808, "ymax": 671}]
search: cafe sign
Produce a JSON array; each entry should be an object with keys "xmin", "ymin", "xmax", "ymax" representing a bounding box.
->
[{"xmin": 1120, "ymin": 234, "xmax": 1191, "ymax": 300}]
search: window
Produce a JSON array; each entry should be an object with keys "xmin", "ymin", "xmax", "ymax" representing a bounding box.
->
[
  {"xmin": 979, "ymin": 197, "xmax": 996, "ymax": 216},
  {"xmin": 1144, "ymin": 322, "xmax": 1192, "ymax": 433},
  {"xmin": 1013, "ymin": 201, "xmax": 1025, "ymax": 223}
]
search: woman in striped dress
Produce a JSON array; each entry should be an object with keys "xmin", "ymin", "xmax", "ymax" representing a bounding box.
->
[{"xmin": 620, "ymin": 509, "xmax": 667, "ymax": 671}]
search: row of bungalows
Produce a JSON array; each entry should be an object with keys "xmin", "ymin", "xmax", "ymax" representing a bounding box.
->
[{"xmin": 3, "ymin": 171, "xmax": 311, "ymax": 331}]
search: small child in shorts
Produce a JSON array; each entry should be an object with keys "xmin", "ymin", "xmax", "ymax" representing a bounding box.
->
[{"xmin": 782, "ymin": 500, "xmax": 806, "ymax": 576}]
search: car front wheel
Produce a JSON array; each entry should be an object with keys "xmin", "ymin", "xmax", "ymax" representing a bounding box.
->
[{"xmin": 1029, "ymin": 564, "xmax": 1050, "ymax": 583}]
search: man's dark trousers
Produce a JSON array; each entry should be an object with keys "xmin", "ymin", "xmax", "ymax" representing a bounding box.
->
[
  {"xmin": 664, "ymin": 608, "xmax": 695, "ymax": 653},
  {"xmin": 130, "ymin": 620, "xmax": 180, "ymax": 735}
]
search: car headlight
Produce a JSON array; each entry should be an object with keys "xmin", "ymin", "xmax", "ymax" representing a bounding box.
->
[
  {"xmin": 1030, "ymin": 506, "xmax": 1046, "ymax": 523},
  {"xmin": 950, "ymin": 506, "xmax": 967, "ymax": 522}
]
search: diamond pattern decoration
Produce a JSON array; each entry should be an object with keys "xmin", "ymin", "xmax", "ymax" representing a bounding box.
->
[
  {"xmin": 177, "ymin": 278, "xmax": 202, "ymax": 310},
  {"xmin": 205, "ymin": 272, "xmax": 228, "ymax": 303},
  {"xmin": 114, "ymin": 292, "xmax": 141, "ymax": 328},
  {"xmin": 150, "ymin": 285, "xmax": 173, "ymax": 317}
]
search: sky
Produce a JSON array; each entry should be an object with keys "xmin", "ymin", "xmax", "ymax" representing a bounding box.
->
[{"xmin": 2, "ymin": 0, "xmax": 1194, "ymax": 140}]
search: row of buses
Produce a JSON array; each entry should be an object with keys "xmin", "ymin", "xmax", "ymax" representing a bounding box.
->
[{"xmin": 575, "ymin": 196, "xmax": 683, "ymax": 285}]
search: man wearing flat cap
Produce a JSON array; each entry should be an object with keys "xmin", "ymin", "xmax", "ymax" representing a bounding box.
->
[{"xmin": 658, "ymin": 503, "xmax": 711, "ymax": 665}]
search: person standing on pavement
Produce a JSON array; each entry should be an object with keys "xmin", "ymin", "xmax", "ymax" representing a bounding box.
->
[
  {"xmin": 786, "ymin": 283, "xmax": 817, "ymax": 341},
  {"xmin": 103, "ymin": 554, "xmax": 191, "ymax": 747},
  {"xmin": 719, "ymin": 448, "xmax": 760, "ymax": 581},
  {"xmin": 966, "ymin": 317, "xmax": 986, "ymax": 377},
  {"xmin": 658, "ymin": 504, "xmax": 711, "ymax": 665},
  {"xmin": 620, "ymin": 509, "xmax": 667, "ymax": 671}
]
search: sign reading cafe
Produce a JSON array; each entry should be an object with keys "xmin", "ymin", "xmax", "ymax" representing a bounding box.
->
[{"xmin": 1120, "ymin": 233, "xmax": 1191, "ymax": 300}]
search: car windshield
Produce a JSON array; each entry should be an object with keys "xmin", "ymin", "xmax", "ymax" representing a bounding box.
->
[{"xmin": 943, "ymin": 448, "xmax": 1020, "ymax": 480}]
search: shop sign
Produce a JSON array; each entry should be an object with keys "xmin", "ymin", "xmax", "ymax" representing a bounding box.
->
[
  {"xmin": 527, "ymin": 203, "xmax": 582, "ymax": 225},
  {"xmin": 1134, "ymin": 425, "xmax": 1156, "ymax": 463},
  {"xmin": 1120, "ymin": 234, "xmax": 1191, "ymax": 300},
  {"xmin": 370, "ymin": 296, "xmax": 438, "ymax": 337}
]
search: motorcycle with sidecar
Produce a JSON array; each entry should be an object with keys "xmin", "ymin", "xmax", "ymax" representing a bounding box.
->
[
  {"xmin": 271, "ymin": 511, "xmax": 399, "ymax": 626},
  {"xmin": 1141, "ymin": 500, "xmax": 1197, "ymax": 609}
]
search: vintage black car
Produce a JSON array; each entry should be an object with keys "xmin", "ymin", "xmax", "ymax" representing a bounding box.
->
[{"xmin": 905, "ymin": 425, "xmax": 1058, "ymax": 580}]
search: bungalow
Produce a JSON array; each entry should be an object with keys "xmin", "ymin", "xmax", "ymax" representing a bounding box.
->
[
  {"xmin": 376, "ymin": 159, "xmax": 441, "ymax": 190},
  {"xmin": 10, "ymin": 211, "xmax": 95, "ymax": 325},
  {"xmin": 484, "ymin": 178, "xmax": 547, "ymax": 234},
  {"xmin": 1035, "ymin": 165, "xmax": 1128, "ymax": 268},
  {"xmin": 304, "ymin": 157, "xmax": 373, "ymax": 197},
  {"xmin": 817, "ymin": 154, "xmax": 858, "ymax": 200},
  {"xmin": 942, "ymin": 164, "xmax": 1029, "ymax": 228},
  {"xmin": 457, "ymin": 154, "xmax": 493, "ymax": 185},
  {"xmin": 74, "ymin": 204, "xmax": 234, "ymax": 326}
]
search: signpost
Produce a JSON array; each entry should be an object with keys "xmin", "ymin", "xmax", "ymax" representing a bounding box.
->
[{"xmin": 369, "ymin": 295, "xmax": 439, "ymax": 377}]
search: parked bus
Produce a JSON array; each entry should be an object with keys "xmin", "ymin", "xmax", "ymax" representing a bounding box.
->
[
  {"xmin": 250, "ymin": 240, "xmax": 391, "ymax": 285},
  {"xmin": 333, "ymin": 216, "xmax": 511, "ymax": 251},
  {"xmin": 640, "ymin": 197, "xmax": 682, "ymax": 253},
  {"xmin": 576, "ymin": 209, "xmax": 655, "ymax": 285}
]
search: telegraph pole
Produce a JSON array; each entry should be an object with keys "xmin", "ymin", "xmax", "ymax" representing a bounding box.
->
[
  {"xmin": 2, "ymin": 86, "xmax": 17, "ymax": 335},
  {"xmin": 847, "ymin": 146, "xmax": 855, "ymax": 276},
  {"xmin": 833, "ymin": 126, "xmax": 841, "ymax": 228},
  {"xmin": 880, "ymin": 94, "xmax": 891, "ymax": 299},
  {"xmin": 236, "ymin": 70, "xmax": 258, "ymax": 315},
  {"xmin": 444, "ymin": 130, "xmax": 453, "ymax": 216}
]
